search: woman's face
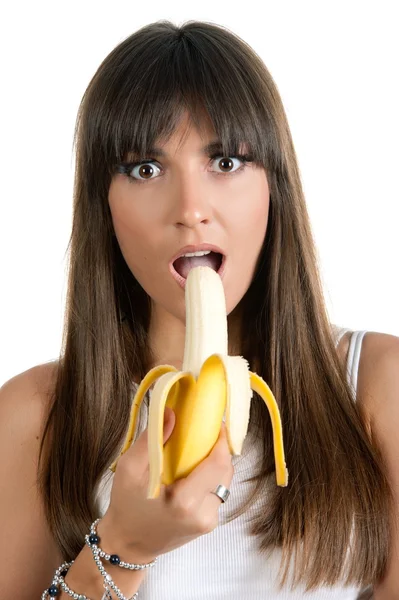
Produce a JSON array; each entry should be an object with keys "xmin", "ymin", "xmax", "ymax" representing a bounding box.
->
[{"xmin": 108, "ymin": 111, "xmax": 270, "ymax": 324}]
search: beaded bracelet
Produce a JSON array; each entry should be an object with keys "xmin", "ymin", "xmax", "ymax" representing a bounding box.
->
[
  {"xmin": 86, "ymin": 518, "xmax": 158, "ymax": 571},
  {"xmin": 41, "ymin": 560, "xmax": 114, "ymax": 599},
  {"xmin": 88, "ymin": 542, "xmax": 139, "ymax": 600},
  {"xmin": 41, "ymin": 559, "xmax": 125, "ymax": 600},
  {"xmin": 42, "ymin": 517, "xmax": 157, "ymax": 600},
  {"xmin": 42, "ymin": 561, "xmax": 91, "ymax": 599}
]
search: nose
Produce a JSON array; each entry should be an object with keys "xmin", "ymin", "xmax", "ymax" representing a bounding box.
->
[{"xmin": 171, "ymin": 171, "xmax": 212, "ymax": 229}]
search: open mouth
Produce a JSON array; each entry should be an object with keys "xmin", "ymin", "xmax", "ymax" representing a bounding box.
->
[{"xmin": 172, "ymin": 251, "xmax": 224, "ymax": 280}]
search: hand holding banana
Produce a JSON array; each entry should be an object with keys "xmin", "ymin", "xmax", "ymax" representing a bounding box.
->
[
  {"xmin": 111, "ymin": 266, "xmax": 288, "ymax": 499},
  {"xmin": 102, "ymin": 405, "xmax": 234, "ymax": 561}
]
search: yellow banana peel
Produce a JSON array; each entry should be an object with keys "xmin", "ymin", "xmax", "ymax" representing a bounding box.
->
[{"xmin": 111, "ymin": 266, "xmax": 288, "ymax": 498}]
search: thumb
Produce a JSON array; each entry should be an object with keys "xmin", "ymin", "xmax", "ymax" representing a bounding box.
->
[
  {"xmin": 163, "ymin": 406, "xmax": 176, "ymax": 443},
  {"xmin": 124, "ymin": 406, "xmax": 176, "ymax": 467}
]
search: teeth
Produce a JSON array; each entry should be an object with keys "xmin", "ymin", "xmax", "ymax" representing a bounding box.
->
[{"xmin": 181, "ymin": 250, "xmax": 212, "ymax": 258}]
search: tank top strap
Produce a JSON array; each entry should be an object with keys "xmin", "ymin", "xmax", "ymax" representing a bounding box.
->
[
  {"xmin": 347, "ymin": 329, "xmax": 368, "ymax": 397},
  {"xmin": 334, "ymin": 326, "xmax": 351, "ymax": 347},
  {"xmin": 333, "ymin": 325, "xmax": 368, "ymax": 398}
]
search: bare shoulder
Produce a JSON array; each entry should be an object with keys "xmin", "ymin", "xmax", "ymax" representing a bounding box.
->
[
  {"xmin": 0, "ymin": 361, "xmax": 59, "ymax": 453},
  {"xmin": 1, "ymin": 359, "xmax": 59, "ymax": 409},
  {"xmin": 355, "ymin": 329, "xmax": 399, "ymax": 459},
  {"xmin": 356, "ymin": 330, "xmax": 399, "ymax": 420},
  {"xmin": 0, "ymin": 361, "xmax": 62, "ymax": 598},
  {"xmin": 354, "ymin": 331, "xmax": 399, "ymax": 596},
  {"xmin": 0, "ymin": 360, "xmax": 60, "ymax": 463},
  {"xmin": 335, "ymin": 330, "xmax": 399, "ymax": 426}
]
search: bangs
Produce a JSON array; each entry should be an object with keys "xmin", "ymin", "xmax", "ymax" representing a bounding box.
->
[{"xmin": 81, "ymin": 22, "xmax": 280, "ymax": 178}]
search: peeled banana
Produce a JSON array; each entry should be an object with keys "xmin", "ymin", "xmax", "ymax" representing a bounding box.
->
[{"xmin": 111, "ymin": 265, "xmax": 288, "ymax": 498}]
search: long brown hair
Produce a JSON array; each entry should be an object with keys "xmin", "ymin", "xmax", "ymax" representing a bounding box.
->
[{"xmin": 38, "ymin": 20, "xmax": 392, "ymax": 590}]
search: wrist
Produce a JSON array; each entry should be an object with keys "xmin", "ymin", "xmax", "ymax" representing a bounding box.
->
[
  {"xmin": 64, "ymin": 535, "xmax": 147, "ymax": 599},
  {"xmin": 44, "ymin": 516, "xmax": 155, "ymax": 600},
  {"xmin": 99, "ymin": 513, "xmax": 158, "ymax": 565},
  {"xmin": 62, "ymin": 546, "xmax": 107, "ymax": 598}
]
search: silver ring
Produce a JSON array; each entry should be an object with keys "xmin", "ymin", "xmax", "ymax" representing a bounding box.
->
[{"xmin": 211, "ymin": 484, "xmax": 230, "ymax": 503}]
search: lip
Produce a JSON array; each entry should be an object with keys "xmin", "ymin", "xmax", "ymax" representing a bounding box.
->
[{"xmin": 169, "ymin": 243, "xmax": 227, "ymax": 289}]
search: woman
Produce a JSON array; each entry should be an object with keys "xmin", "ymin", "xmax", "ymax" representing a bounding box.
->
[{"xmin": 1, "ymin": 19, "xmax": 398, "ymax": 599}]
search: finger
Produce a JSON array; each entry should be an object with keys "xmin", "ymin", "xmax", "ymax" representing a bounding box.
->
[
  {"xmin": 162, "ymin": 406, "xmax": 176, "ymax": 442},
  {"xmin": 199, "ymin": 424, "xmax": 234, "ymax": 512},
  {"xmin": 200, "ymin": 472, "xmax": 233, "ymax": 520},
  {"xmin": 207, "ymin": 422, "xmax": 234, "ymax": 467},
  {"xmin": 122, "ymin": 406, "xmax": 175, "ymax": 476},
  {"xmin": 171, "ymin": 423, "xmax": 234, "ymax": 507}
]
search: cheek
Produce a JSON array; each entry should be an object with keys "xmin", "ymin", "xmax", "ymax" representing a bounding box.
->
[
  {"xmin": 112, "ymin": 213, "xmax": 144, "ymax": 265},
  {"xmin": 243, "ymin": 200, "xmax": 269, "ymax": 229},
  {"xmin": 108, "ymin": 184, "xmax": 167, "ymax": 294},
  {"xmin": 109, "ymin": 220, "xmax": 147, "ymax": 287},
  {"xmin": 233, "ymin": 168, "xmax": 269, "ymax": 223},
  {"xmin": 109, "ymin": 183, "xmax": 147, "ymax": 255},
  {"xmin": 231, "ymin": 189, "xmax": 270, "ymax": 244}
]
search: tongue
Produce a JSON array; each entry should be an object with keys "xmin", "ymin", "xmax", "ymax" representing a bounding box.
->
[{"xmin": 174, "ymin": 253, "xmax": 221, "ymax": 279}]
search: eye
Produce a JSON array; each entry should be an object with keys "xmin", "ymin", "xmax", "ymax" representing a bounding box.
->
[
  {"xmin": 128, "ymin": 161, "xmax": 162, "ymax": 182},
  {"xmin": 116, "ymin": 153, "xmax": 252, "ymax": 184},
  {"xmin": 210, "ymin": 155, "xmax": 246, "ymax": 175}
]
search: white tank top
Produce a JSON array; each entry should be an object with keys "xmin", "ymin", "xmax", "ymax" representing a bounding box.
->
[{"xmin": 96, "ymin": 326, "xmax": 371, "ymax": 599}]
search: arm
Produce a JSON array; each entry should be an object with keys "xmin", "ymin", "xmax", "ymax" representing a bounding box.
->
[
  {"xmin": 0, "ymin": 365, "xmax": 151, "ymax": 599},
  {"xmin": 59, "ymin": 517, "xmax": 154, "ymax": 599},
  {"xmin": 357, "ymin": 333, "xmax": 399, "ymax": 599},
  {"xmin": 0, "ymin": 364, "xmax": 62, "ymax": 597}
]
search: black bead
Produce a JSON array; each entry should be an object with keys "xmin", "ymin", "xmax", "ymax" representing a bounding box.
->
[
  {"xmin": 109, "ymin": 554, "xmax": 121, "ymax": 565},
  {"xmin": 89, "ymin": 533, "xmax": 100, "ymax": 545},
  {"xmin": 48, "ymin": 585, "xmax": 59, "ymax": 597}
]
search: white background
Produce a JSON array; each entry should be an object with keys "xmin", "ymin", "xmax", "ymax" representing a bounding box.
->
[{"xmin": 0, "ymin": 1, "xmax": 398, "ymax": 385}]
